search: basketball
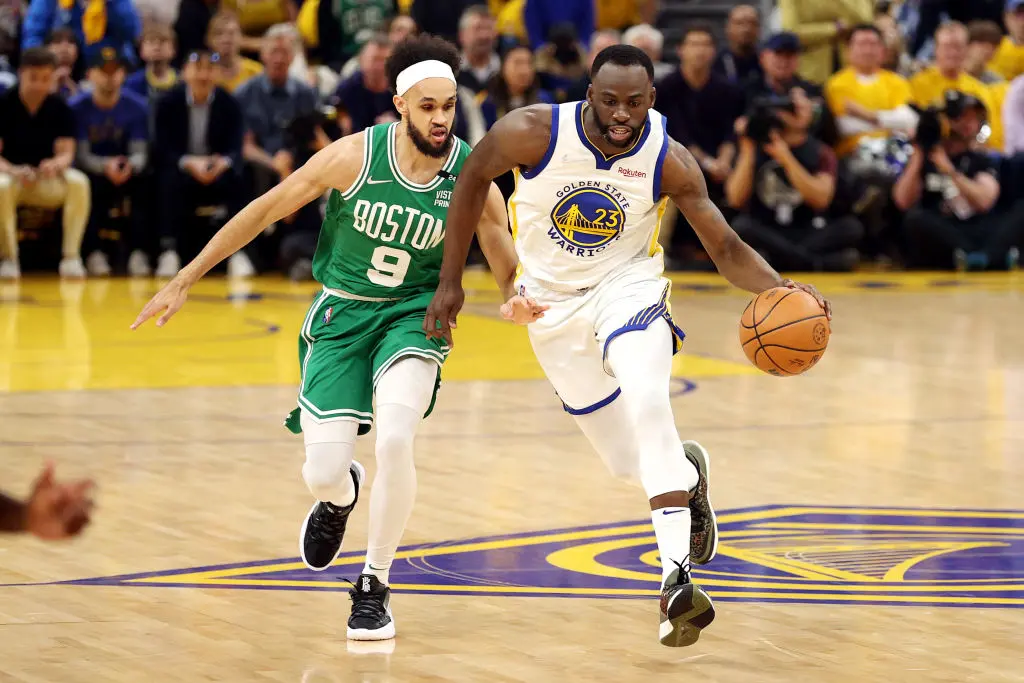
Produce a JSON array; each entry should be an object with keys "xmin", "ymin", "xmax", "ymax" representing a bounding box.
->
[{"xmin": 739, "ymin": 287, "xmax": 830, "ymax": 376}]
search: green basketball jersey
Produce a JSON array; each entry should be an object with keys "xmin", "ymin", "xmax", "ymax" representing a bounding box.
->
[
  {"xmin": 313, "ymin": 123, "xmax": 471, "ymax": 298},
  {"xmin": 330, "ymin": 0, "xmax": 393, "ymax": 59}
]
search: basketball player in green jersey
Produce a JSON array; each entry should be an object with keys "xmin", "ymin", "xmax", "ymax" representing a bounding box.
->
[{"xmin": 131, "ymin": 35, "xmax": 546, "ymax": 641}]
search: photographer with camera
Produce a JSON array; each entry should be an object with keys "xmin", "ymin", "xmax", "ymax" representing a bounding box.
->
[
  {"xmin": 725, "ymin": 87, "xmax": 865, "ymax": 272},
  {"xmin": 893, "ymin": 91, "xmax": 1022, "ymax": 270}
]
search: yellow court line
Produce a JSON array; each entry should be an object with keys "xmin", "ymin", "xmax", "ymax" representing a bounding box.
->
[
  {"xmin": 138, "ymin": 578, "xmax": 1024, "ymax": 603},
  {"xmin": 716, "ymin": 547, "xmax": 878, "ymax": 582},
  {"xmin": 882, "ymin": 543, "xmax": 1005, "ymax": 582},
  {"xmin": 132, "ymin": 572, "xmax": 1024, "ymax": 594},
  {"xmin": 757, "ymin": 523, "xmax": 1024, "ymax": 535},
  {"xmin": 735, "ymin": 507, "xmax": 1024, "ymax": 522}
]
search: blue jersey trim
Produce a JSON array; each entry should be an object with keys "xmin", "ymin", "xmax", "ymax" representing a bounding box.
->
[
  {"xmin": 652, "ymin": 113, "xmax": 670, "ymax": 202},
  {"xmin": 520, "ymin": 104, "xmax": 560, "ymax": 179},
  {"xmin": 561, "ymin": 388, "xmax": 621, "ymax": 415},
  {"xmin": 573, "ymin": 101, "xmax": 652, "ymax": 171}
]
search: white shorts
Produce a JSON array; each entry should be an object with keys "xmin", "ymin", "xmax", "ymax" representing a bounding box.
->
[{"xmin": 518, "ymin": 256, "xmax": 686, "ymax": 415}]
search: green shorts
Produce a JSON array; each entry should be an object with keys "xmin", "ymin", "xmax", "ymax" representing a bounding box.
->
[{"xmin": 284, "ymin": 288, "xmax": 450, "ymax": 436}]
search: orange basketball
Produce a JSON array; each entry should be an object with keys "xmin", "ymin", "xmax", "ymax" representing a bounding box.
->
[{"xmin": 739, "ymin": 287, "xmax": 830, "ymax": 377}]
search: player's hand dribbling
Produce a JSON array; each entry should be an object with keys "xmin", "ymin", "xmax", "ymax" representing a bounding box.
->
[
  {"xmin": 500, "ymin": 295, "xmax": 549, "ymax": 325},
  {"xmin": 782, "ymin": 278, "xmax": 831, "ymax": 320},
  {"xmin": 424, "ymin": 279, "xmax": 465, "ymax": 346},
  {"xmin": 130, "ymin": 276, "xmax": 190, "ymax": 329}
]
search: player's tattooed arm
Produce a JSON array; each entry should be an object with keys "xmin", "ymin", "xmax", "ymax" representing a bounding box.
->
[
  {"xmin": 131, "ymin": 132, "xmax": 364, "ymax": 330},
  {"xmin": 662, "ymin": 140, "xmax": 831, "ymax": 317},
  {"xmin": 425, "ymin": 105, "xmax": 552, "ymax": 342}
]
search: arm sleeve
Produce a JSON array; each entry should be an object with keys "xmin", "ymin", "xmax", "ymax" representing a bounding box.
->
[
  {"xmin": 76, "ymin": 140, "xmax": 108, "ymax": 174},
  {"xmin": 876, "ymin": 105, "xmax": 919, "ymax": 132},
  {"xmin": 127, "ymin": 138, "xmax": 148, "ymax": 172},
  {"xmin": 835, "ymin": 115, "xmax": 877, "ymax": 137}
]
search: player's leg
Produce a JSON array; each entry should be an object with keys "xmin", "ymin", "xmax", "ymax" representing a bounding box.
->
[
  {"xmin": 287, "ymin": 294, "xmax": 375, "ymax": 571},
  {"xmin": 297, "ymin": 410, "xmax": 365, "ymax": 571},
  {"xmin": 345, "ymin": 294, "xmax": 449, "ymax": 640},
  {"xmin": 346, "ymin": 355, "xmax": 438, "ymax": 641},
  {"xmin": 603, "ymin": 319, "xmax": 716, "ymax": 647}
]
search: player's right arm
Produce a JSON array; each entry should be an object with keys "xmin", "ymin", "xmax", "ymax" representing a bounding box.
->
[
  {"xmin": 424, "ymin": 105, "xmax": 551, "ymax": 343},
  {"xmin": 130, "ymin": 133, "xmax": 365, "ymax": 329}
]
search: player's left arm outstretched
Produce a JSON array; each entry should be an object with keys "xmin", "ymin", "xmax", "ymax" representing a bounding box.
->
[
  {"xmin": 473, "ymin": 182, "xmax": 549, "ymax": 325},
  {"xmin": 661, "ymin": 139, "xmax": 832, "ymax": 319}
]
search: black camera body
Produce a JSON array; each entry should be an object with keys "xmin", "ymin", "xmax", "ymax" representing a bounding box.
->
[
  {"xmin": 914, "ymin": 105, "xmax": 944, "ymax": 151},
  {"xmin": 746, "ymin": 94, "xmax": 795, "ymax": 144}
]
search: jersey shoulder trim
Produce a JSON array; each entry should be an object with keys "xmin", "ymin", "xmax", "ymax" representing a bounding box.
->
[
  {"xmin": 340, "ymin": 126, "xmax": 374, "ymax": 200},
  {"xmin": 573, "ymin": 100, "xmax": 653, "ymax": 171},
  {"xmin": 520, "ymin": 103, "xmax": 559, "ymax": 180},
  {"xmin": 652, "ymin": 112, "xmax": 670, "ymax": 201}
]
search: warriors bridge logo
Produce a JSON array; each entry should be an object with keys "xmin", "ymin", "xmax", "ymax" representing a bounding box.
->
[
  {"xmin": 547, "ymin": 183, "xmax": 629, "ymax": 257},
  {"xmin": 62, "ymin": 506, "xmax": 1024, "ymax": 609}
]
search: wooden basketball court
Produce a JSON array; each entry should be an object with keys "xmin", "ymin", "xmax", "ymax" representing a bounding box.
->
[{"xmin": 1, "ymin": 271, "xmax": 1022, "ymax": 682}]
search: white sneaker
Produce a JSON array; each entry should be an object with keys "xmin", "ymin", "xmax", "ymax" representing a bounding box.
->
[
  {"xmin": 127, "ymin": 249, "xmax": 151, "ymax": 277},
  {"xmin": 227, "ymin": 251, "xmax": 256, "ymax": 278},
  {"xmin": 86, "ymin": 251, "xmax": 112, "ymax": 277},
  {"xmin": 0, "ymin": 259, "xmax": 20, "ymax": 280},
  {"xmin": 58, "ymin": 257, "xmax": 87, "ymax": 279},
  {"xmin": 155, "ymin": 250, "xmax": 181, "ymax": 278}
]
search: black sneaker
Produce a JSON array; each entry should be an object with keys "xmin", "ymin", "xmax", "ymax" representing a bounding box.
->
[
  {"xmin": 298, "ymin": 461, "xmax": 366, "ymax": 571},
  {"xmin": 348, "ymin": 574, "xmax": 395, "ymax": 641},
  {"xmin": 659, "ymin": 563, "xmax": 715, "ymax": 647},
  {"xmin": 683, "ymin": 441, "xmax": 718, "ymax": 565}
]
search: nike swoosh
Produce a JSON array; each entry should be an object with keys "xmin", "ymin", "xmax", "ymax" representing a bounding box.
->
[
  {"xmin": 661, "ymin": 508, "xmax": 688, "ymax": 515},
  {"xmin": 366, "ymin": 178, "xmax": 391, "ymax": 185}
]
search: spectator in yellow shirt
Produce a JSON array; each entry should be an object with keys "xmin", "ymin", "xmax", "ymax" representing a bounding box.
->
[
  {"xmin": 910, "ymin": 22, "xmax": 1000, "ymax": 149},
  {"xmin": 964, "ymin": 20, "xmax": 1006, "ymax": 84},
  {"xmin": 988, "ymin": 0, "xmax": 1024, "ymax": 81},
  {"xmin": 594, "ymin": 0, "xmax": 655, "ymax": 31},
  {"xmin": 825, "ymin": 24, "xmax": 917, "ymax": 158},
  {"xmin": 207, "ymin": 10, "xmax": 264, "ymax": 93}
]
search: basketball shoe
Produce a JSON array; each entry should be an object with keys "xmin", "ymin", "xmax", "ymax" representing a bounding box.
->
[
  {"xmin": 659, "ymin": 563, "xmax": 715, "ymax": 647},
  {"xmin": 299, "ymin": 462, "xmax": 365, "ymax": 571},
  {"xmin": 683, "ymin": 440, "xmax": 718, "ymax": 565},
  {"xmin": 348, "ymin": 574, "xmax": 395, "ymax": 641}
]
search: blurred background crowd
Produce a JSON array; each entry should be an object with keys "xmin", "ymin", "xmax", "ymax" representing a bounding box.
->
[{"xmin": 0, "ymin": 0, "xmax": 1022, "ymax": 280}]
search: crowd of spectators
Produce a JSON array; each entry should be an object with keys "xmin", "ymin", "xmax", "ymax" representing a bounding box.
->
[{"xmin": 0, "ymin": 0, "xmax": 1021, "ymax": 279}]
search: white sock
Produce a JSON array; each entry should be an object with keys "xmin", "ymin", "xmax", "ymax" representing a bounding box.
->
[
  {"xmin": 363, "ymin": 357, "xmax": 436, "ymax": 588},
  {"xmin": 362, "ymin": 561, "xmax": 390, "ymax": 585},
  {"xmin": 651, "ymin": 506, "xmax": 691, "ymax": 586}
]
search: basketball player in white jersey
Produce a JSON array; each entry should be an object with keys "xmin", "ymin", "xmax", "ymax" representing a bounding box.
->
[{"xmin": 425, "ymin": 45, "xmax": 831, "ymax": 647}]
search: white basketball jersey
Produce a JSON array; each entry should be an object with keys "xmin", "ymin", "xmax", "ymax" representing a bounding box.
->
[{"xmin": 509, "ymin": 101, "xmax": 670, "ymax": 291}]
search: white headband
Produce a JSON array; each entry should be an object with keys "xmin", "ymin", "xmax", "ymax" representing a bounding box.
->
[{"xmin": 396, "ymin": 60, "xmax": 457, "ymax": 96}]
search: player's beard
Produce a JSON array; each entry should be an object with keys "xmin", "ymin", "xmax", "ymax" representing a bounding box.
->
[
  {"xmin": 593, "ymin": 113, "xmax": 643, "ymax": 149},
  {"xmin": 407, "ymin": 121, "xmax": 454, "ymax": 158}
]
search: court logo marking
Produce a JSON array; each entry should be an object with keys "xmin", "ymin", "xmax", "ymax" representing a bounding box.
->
[{"xmin": 65, "ymin": 506, "xmax": 1024, "ymax": 608}]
